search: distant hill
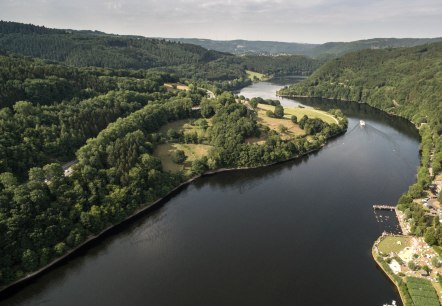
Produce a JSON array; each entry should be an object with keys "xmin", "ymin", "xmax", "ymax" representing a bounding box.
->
[
  {"xmin": 168, "ymin": 37, "xmax": 442, "ymax": 58},
  {"xmin": 309, "ymin": 37, "xmax": 442, "ymax": 58},
  {"xmin": 166, "ymin": 38, "xmax": 318, "ymax": 56}
]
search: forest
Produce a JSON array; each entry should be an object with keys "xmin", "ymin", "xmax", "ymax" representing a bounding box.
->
[
  {"xmin": 0, "ymin": 21, "xmax": 319, "ymax": 84},
  {"xmin": 279, "ymin": 42, "xmax": 442, "ymax": 248}
]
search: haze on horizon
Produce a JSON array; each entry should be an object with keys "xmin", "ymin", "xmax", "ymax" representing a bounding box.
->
[{"xmin": 1, "ymin": 0, "xmax": 441, "ymax": 43}]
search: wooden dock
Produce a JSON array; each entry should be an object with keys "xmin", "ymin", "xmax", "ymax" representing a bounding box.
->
[{"xmin": 373, "ymin": 205, "xmax": 396, "ymax": 211}]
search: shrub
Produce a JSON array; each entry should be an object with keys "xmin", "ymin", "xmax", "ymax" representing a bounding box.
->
[
  {"xmin": 274, "ymin": 105, "xmax": 284, "ymax": 118},
  {"xmin": 171, "ymin": 150, "xmax": 186, "ymax": 164}
]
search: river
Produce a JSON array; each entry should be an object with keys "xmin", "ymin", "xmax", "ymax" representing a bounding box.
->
[{"xmin": 0, "ymin": 78, "xmax": 420, "ymax": 306}]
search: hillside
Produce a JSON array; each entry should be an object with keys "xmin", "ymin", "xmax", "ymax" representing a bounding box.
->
[
  {"xmin": 166, "ymin": 38, "xmax": 318, "ymax": 55},
  {"xmin": 170, "ymin": 37, "xmax": 442, "ymax": 58},
  {"xmin": 0, "ymin": 21, "xmax": 229, "ymax": 69},
  {"xmin": 0, "ymin": 21, "xmax": 321, "ymax": 83},
  {"xmin": 280, "ymin": 42, "xmax": 442, "ymax": 247},
  {"xmin": 280, "ymin": 42, "xmax": 442, "ymax": 131},
  {"xmin": 309, "ymin": 37, "xmax": 442, "ymax": 59}
]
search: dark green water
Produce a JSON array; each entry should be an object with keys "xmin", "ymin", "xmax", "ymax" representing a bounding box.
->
[{"xmin": 0, "ymin": 79, "xmax": 420, "ymax": 306}]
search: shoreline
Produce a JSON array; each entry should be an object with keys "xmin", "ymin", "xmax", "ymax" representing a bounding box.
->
[
  {"xmin": 277, "ymin": 93, "xmax": 420, "ymax": 129},
  {"xmin": 0, "ymin": 129, "xmax": 345, "ymax": 298},
  {"xmin": 372, "ymin": 237, "xmax": 410, "ymax": 306}
]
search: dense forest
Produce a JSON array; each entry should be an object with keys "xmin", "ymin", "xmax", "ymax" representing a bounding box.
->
[
  {"xmin": 0, "ymin": 54, "xmax": 180, "ymax": 176},
  {"xmin": 280, "ymin": 42, "xmax": 442, "ymax": 247},
  {"xmin": 0, "ymin": 47, "xmax": 347, "ymax": 287},
  {"xmin": 0, "ymin": 21, "xmax": 320, "ymax": 84},
  {"xmin": 0, "ymin": 21, "xmax": 227, "ymax": 69}
]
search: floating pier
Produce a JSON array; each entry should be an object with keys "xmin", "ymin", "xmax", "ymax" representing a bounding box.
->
[{"xmin": 373, "ymin": 205, "xmax": 396, "ymax": 211}]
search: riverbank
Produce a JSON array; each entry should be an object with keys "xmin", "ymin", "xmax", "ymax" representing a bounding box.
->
[
  {"xmin": 277, "ymin": 93, "xmax": 415, "ymax": 126},
  {"xmin": 0, "ymin": 126, "xmax": 346, "ymax": 298},
  {"xmin": 372, "ymin": 236, "xmax": 413, "ymax": 306},
  {"xmin": 373, "ymin": 234, "xmax": 442, "ymax": 306}
]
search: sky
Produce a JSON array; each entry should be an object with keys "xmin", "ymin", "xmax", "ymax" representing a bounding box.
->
[{"xmin": 1, "ymin": 0, "xmax": 441, "ymax": 43}]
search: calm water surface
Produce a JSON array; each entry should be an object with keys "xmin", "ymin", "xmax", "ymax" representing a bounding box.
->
[{"xmin": 1, "ymin": 79, "xmax": 420, "ymax": 306}]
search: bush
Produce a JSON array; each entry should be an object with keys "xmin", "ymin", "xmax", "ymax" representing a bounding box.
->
[
  {"xmin": 274, "ymin": 105, "xmax": 284, "ymax": 118},
  {"xmin": 408, "ymin": 261, "xmax": 418, "ymax": 271},
  {"xmin": 278, "ymin": 124, "xmax": 288, "ymax": 133},
  {"xmin": 171, "ymin": 150, "xmax": 186, "ymax": 164},
  {"xmin": 291, "ymin": 115, "xmax": 297, "ymax": 124}
]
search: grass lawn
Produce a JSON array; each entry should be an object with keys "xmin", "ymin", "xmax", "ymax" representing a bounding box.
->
[
  {"xmin": 245, "ymin": 135, "xmax": 267, "ymax": 145},
  {"xmin": 258, "ymin": 104, "xmax": 339, "ymax": 125},
  {"xmin": 154, "ymin": 143, "xmax": 212, "ymax": 173},
  {"xmin": 159, "ymin": 119, "xmax": 211, "ymax": 140},
  {"xmin": 246, "ymin": 70, "xmax": 267, "ymax": 81},
  {"xmin": 378, "ymin": 236, "xmax": 412, "ymax": 254},
  {"xmin": 164, "ymin": 83, "xmax": 190, "ymax": 91},
  {"xmin": 256, "ymin": 103, "xmax": 310, "ymax": 140}
]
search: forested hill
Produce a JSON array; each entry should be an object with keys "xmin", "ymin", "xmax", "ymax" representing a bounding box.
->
[
  {"xmin": 0, "ymin": 21, "xmax": 322, "ymax": 82},
  {"xmin": 307, "ymin": 37, "xmax": 442, "ymax": 59},
  {"xmin": 280, "ymin": 42, "xmax": 442, "ymax": 247},
  {"xmin": 169, "ymin": 37, "xmax": 442, "ymax": 58},
  {"xmin": 280, "ymin": 42, "xmax": 442, "ymax": 132},
  {"xmin": 0, "ymin": 21, "xmax": 229, "ymax": 70},
  {"xmin": 166, "ymin": 38, "xmax": 318, "ymax": 56}
]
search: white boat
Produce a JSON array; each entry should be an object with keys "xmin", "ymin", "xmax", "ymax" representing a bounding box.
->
[{"xmin": 360, "ymin": 120, "xmax": 366, "ymax": 127}]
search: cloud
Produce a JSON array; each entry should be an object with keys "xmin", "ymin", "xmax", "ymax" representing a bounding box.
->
[{"xmin": 0, "ymin": 0, "xmax": 441, "ymax": 42}]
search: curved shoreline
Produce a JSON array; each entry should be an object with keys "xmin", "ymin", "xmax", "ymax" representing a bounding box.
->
[
  {"xmin": 277, "ymin": 93, "xmax": 418, "ymax": 128},
  {"xmin": 0, "ymin": 129, "xmax": 345, "ymax": 298}
]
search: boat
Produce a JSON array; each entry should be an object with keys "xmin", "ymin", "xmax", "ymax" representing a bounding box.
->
[{"xmin": 360, "ymin": 120, "xmax": 366, "ymax": 127}]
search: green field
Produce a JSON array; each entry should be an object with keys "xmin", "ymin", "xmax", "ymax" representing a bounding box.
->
[
  {"xmin": 159, "ymin": 119, "xmax": 211, "ymax": 140},
  {"xmin": 246, "ymin": 70, "xmax": 267, "ymax": 81},
  {"xmin": 258, "ymin": 104, "xmax": 338, "ymax": 125},
  {"xmin": 406, "ymin": 277, "xmax": 440, "ymax": 306},
  {"xmin": 255, "ymin": 105, "xmax": 305, "ymax": 140},
  {"xmin": 377, "ymin": 236, "xmax": 412, "ymax": 254},
  {"xmin": 154, "ymin": 143, "xmax": 212, "ymax": 173}
]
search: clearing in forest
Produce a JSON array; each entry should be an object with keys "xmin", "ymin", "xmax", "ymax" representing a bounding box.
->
[{"xmin": 154, "ymin": 143, "xmax": 212, "ymax": 173}]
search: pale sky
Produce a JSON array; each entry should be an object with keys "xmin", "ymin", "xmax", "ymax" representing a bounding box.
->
[{"xmin": 1, "ymin": 0, "xmax": 441, "ymax": 43}]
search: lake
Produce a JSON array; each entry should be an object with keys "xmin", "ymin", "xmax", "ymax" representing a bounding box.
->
[{"xmin": 0, "ymin": 78, "xmax": 420, "ymax": 306}]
